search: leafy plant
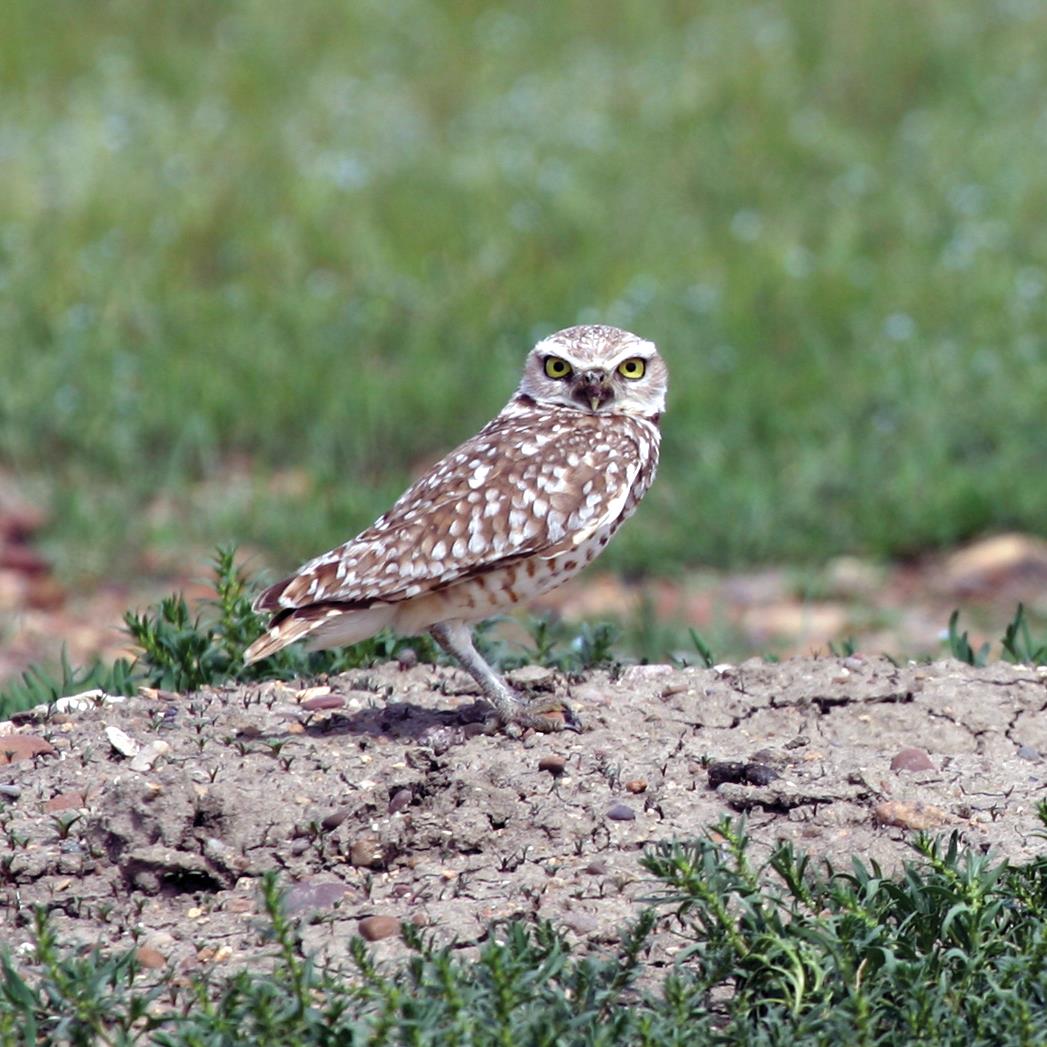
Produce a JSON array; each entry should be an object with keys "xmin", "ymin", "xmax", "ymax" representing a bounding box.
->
[
  {"xmin": 1001, "ymin": 603, "xmax": 1047, "ymax": 666},
  {"xmin": 945, "ymin": 605, "xmax": 1047, "ymax": 668},
  {"xmin": 641, "ymin": 808, "xmax": 1047, "ymax": 1042},
  {"xmin": 124, "ymin": 545, "xmax": 431, "ymax": 692},
  {"xmin": 946, "ymin": 609, "xmax": 991, "ymax": 667}
]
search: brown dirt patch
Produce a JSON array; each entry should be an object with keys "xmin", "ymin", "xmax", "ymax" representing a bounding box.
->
[{"xmin": 1, "ymin": 657, "xmax": 1046, "ymax": 975}]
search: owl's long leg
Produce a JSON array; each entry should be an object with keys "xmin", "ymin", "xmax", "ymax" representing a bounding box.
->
[{"xmin": 428, "ymin": 620, "xmax": 580, "ymax": 733}]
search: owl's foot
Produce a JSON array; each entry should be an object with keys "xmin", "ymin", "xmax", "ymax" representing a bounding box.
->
[
  {"xmin": 493, "ymin": 693, "xmax": 582, "ymax": 734},
  {"xmin": 428, "ymin": 620, "xmax": 583, "ymax": 735}
]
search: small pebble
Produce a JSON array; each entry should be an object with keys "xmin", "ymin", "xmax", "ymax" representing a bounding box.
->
[
  {"xmin": 745, "ymin": 764, "xmax": 779, "ymax": 787},
  {"xmin": 708, "ymin": 761, "xmax": 779, "ymax": 789},
  {"xmin": 135, "ymin": 947, "xmax": 167, "ymax": 970},
  {"xmin": 419, "ymin": 725, "xmax": 457, "ymax": 754},
  {"xmin": 129, "ymin": 740, "xmax": 170, "ymax": 773},
  {"xmin": 606, "ymin": 803, "xmax": 636, "ymax": 821},
  {"xmin": 358, "ymin": 915, "xmax": 400, "ymax": 942},
  {"xmin": 538, "ymin": 755, "xmax": 567, "ymax": 777},
  {"xmin": 284, "ymin": 880, "xmax": 351, "ymax": 915},
  {"xmin": 388, "ymin": 788, "xmax": 412, "ymax": 814},
  {"xmin": 890, "ymin": 748, "xmax": 936, "ymax": 773},
  {"xmin": 624, "ymin": 779, "xmax": 647, "ymax": 794},
  {"xmin": 0, "ymin": 735, "xmax": 56, "ymax": 765},
  {"xmin": 321, "ymin": 806, "xmax": 352, "ymax": 832},
  {"xmin": 584, "ymin": 860, "xmax": 608, "ymax": 875},
  {"xmin": 45, "ymin": 792, "xmax": 85, "ymax": 813},
  {"xmin": 105, "ymin": 726, "xmax": 140, "ymax": 758},
  {"xmin": 301, "ymin": 694, "xmax": 346, "ymax": 712},
  {"xmin": 564, "ymin": 912, "xmax": 599, "ymax": 935},
  {"xmin": 296, "ymin": 686, "xmax": 332, "ymax": 703},
  {"xmin": 874, "ymin": 800, "xmax": 950, "ymax": 831},
  {"xmin": 397, "ymin": 648, "xmax": 419, "ymax": 670},
  {"xmin": 1016, "ymin": 744, "xmax": 1041, "ymax": 762},
  {"xmin": 349, "ymin": 836, "xmax": 384, "ymax": 868},
  {"xmin": 0, "ymin": 785, "xmax": 21, "ymax": 800}
]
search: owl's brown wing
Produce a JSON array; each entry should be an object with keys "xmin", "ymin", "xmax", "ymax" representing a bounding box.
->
[{"xmin": 254, "ymin": 409, "xmax": 651, "ymax": 614}]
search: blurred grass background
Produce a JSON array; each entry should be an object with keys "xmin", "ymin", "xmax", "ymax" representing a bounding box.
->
[{"xmin": 3, "ymin": 0, "xmax": 1047, "ymax": 585}]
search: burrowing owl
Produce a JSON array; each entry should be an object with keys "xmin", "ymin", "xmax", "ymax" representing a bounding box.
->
[{"xmin": 244, "ymin": 324, "xmax": 667, "ymax": 731}]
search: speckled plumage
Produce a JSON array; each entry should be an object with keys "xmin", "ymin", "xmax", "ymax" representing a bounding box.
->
[{"xmin": 244, "ymin": 324, "xmax": 667, "ymax": 731}]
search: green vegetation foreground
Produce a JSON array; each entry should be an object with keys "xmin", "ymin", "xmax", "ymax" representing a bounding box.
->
[
  {"xmin": 4, "ymin": 1, "xmax": 1047, "ymax": 582},
  {"xmin": 4, "ymin": 819, "xmax": 1047, "ymax": 1045}
]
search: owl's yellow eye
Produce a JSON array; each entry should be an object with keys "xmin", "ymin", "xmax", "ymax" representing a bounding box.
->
[
  {"xmin": 617, "ymin": 357, "xmax": 646, "ymax": 380},
  {"xmin": 544, "ymin": 356, "xmax": 573, "ymax": 380}
]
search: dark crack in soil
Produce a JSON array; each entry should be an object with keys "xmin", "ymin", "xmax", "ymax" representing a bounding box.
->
[{"xmin": 1, "ymin": 656, "xmax": 1046, "ymax": 975}]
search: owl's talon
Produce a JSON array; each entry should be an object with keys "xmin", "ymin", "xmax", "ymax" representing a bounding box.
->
[{"xmin": 499, "ymin": 695, "xmax": 583, "ymax": 734}]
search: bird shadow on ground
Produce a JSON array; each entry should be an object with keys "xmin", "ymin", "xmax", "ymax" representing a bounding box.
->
[{"xmin": 300, "ymin": 696, "xmax": 495, "ymax": 745}]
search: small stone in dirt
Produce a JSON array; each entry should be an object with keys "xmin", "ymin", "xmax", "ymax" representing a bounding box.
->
[
  {"xmin": 419, "ymin": 725, "xmax": 458, "ymax": 754},
  {"xmin": 707, "ymin": 761, "xmax": 746, "ymax": 788},
  {"xmin": 129, "ymin": 740, "xmax": 170, "ymax": 772},
  {"xmin": 296, "ymin": 685, "xmax": 332, "ymax": 703},
  {"xmin": 584, "ymin": 860, "xmax": 608, "ymax": 875},
  {"xmin": 890, "ymin": 747, "xmax": 936, "ymax": 773},
  {"xmin": 624, "ymin": 779, "xmax": 647, "ymax": 794},
  {"xmin": 564, "ymin": 912, "xmax": 599, "ymax": 936},
  {"xmin": 538, "ymin": 755, "xmax": 567, "ymax": 777},
  {"xmin": 784, "ymin": 735, "xmax": 810, "ymax": 750},
  {"xmin": 0, "ymin": 734, "xmax": 56, "ymax": 765},
  {"xmin": 388, "ymin": 788, "xmax": 412, "ymax": 814},
  {"xmin": 744, "ymin": 764, "xmax": 780, "ymax": 786},
  {"xmin": 53, "ymin": 691, "xmax": 126, "ymax": 715},
  {"xmin": 510, "ymin": 665, "xmax": 555, "ymax": 686},
  {"xmin": 707, "ymin": 760, "xmax": 779, "ymax": 789},
  {"xmin": 397, "ymin": 647, "xmax": 418, "ymax": 670},
  {"xmin": 135, "ymin": 946, "xmax": 167, "ymax": 970},
  {"xmin": 1016, "ymin": 744, "xmax": 1041, "ymax": 762},
  {"xmin": 321, "ymin": 806, "xmax": 352, "ymax": 832},
  {"xmin": 606, "ymin": 803, "xmax": 636, "ymax": 821},
  {"xmin": 138, "ymin": 687, "xmax": 182, "ymax": 703},
  {"xmin": 105, "ymin": 725, "xmax": 140, "ymax": 758},
  {"xmin": 0, "ymin": 785, "xmax": 21, "ymax": 800},
  {"xmin": 284, "ymin": 880, "xmax": 352, "ymax": 915},
  {"xmin": 350, "ymin": 835, "xmax": 385, "ymax": 868},
  {"xmin": 358, "ymin": 915, "xmax": 400, "ymax": 941},
  {"xmin": 873, "ymin": 800, "xmax": 950, "ymax": 831},
  {"xmin": 45, "ymin": 791, "xmax": 85, "ymax": 813},
  {"xmin": 302, "ymin": 694, "xmax": 346, "ymax": 712}
]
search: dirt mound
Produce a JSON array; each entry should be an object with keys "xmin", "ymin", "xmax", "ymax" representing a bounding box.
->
[{"xmin": 2, "ymin": 657, "xmax": 1045, "ymax": 973}]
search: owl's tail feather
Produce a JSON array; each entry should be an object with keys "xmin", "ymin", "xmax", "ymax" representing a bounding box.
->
[
  {"xmin": 243, "ymin": 607, "xmax": 337, "ymax": 665},
  {"xmin": 244, "ymin": 602, "xmax": 397, "ymax": 665}
]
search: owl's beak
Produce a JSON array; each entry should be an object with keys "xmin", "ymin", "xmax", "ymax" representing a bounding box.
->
[{"xmin": 574, "ymin": 370, "xmax": 614, "ymax": 412}]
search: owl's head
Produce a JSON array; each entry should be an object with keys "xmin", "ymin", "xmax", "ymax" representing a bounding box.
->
[{"xmin": 516, "ymin": 325, "xmax": 667, "ymax": 418}]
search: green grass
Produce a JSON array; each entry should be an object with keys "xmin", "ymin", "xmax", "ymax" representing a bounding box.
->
[
  {"xmin": 3, "ymin": 814, "xmax": 1047, "ymax": 1045},
  {"xmin": 3, "ymin": 1, "xmax": 1047, "ymax": 583}
]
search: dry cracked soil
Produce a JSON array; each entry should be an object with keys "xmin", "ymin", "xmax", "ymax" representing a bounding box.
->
[{"xmin": 1, "ymin": 656, "xmax": 1046, "ymax": 978}]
